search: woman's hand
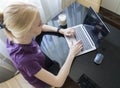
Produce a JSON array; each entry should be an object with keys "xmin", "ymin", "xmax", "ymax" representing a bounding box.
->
[
  {"xmin": 69, "ymin": 40, "xmax": 83, "ymax": 57},
  {"xmin": 59, "ymin": 28, "xmax": 76, "ymax": 37}
]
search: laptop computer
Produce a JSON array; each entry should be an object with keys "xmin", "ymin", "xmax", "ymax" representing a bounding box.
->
[{"xmin": 65, "ymin": 7, "xmax": 110, "ymax": 56}]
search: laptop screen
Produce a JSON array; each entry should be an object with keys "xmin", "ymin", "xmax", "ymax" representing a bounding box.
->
[{"xmin": 83, "ymin": 7, "xmax": 110, "ymax": 39}]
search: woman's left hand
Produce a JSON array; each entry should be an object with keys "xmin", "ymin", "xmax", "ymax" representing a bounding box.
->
[{"xmin": 60, "ymin": 28, "xmax": 76, "ymax": 37}]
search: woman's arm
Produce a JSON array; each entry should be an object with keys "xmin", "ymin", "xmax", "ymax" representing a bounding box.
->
[
  {"xmin": 41, "ymin": 24, "xmax": 64, "ymax": 34},
  {"xmin": 41, "ymin": 24, "xmax": 75, "ymax": 37},
  {"xmin": 34, "ymin": 40, "xmax": 83, "ymax": 87},
  {"xmin": 35, "ymin": 53, "xmax": 74, "ymax": 87}
]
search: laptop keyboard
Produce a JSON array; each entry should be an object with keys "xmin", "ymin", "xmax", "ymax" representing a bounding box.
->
[{"xmin": 75, "ymin": 25, "xmax": 94, "ymax": 51}]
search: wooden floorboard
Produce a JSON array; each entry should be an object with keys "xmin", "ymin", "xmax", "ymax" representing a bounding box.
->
[
  {"xmin": 0, "ymin": 82, "xmax": 9, "ymax": 88},
  {"xmin": 99, "ymin": 7, "xmax": 120, "ymax": 29},
  {"xmin": 15, "ymin": 74, "xmax": 33, "ymax": 88},
  {"xmin": 0, "ymin": 74, "xmax": 33, "ymax": 88}
]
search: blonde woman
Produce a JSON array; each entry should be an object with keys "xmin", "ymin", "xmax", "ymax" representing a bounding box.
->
[{"xmin": 0, "ymin": 2, "xmax": 83, "ymax": 88}]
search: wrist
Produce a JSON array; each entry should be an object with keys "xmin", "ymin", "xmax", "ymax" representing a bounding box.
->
[
  {"xmin": 57, "ymin": 27, "xmax": 61, "ymax": 33},
  {"xmin": 69, "ymin": 51, "xmax": 75, "ymax": 59},
  {"xmin": 57, "ymin": 28, "xmax": 64, "ymax": 34},
  {"xmin": 59, "ymin": 28, "xmax": 64, "ymax": 34}
]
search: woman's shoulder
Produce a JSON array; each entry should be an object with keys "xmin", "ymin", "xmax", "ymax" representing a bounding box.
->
[
  {"xmin": 6, "ymin": 39, "xmax": 38, "ymax": 52},
  {"xmin": 6, "ymin": 39, "xmax": 39, "ymax": 60},
  {"xmin": 11, "ymin": 48, "xmax": 37, "ymax": 68}
]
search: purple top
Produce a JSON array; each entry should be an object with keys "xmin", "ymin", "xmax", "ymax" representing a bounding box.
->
[{"xmin": 6, "ymin": 39, "xmax": 47, "ymax": 88}]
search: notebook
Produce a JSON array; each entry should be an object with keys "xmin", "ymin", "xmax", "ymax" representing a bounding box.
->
[{"xmin": 65, "ymin": 7, "xmax": 110, "ymax": 56}]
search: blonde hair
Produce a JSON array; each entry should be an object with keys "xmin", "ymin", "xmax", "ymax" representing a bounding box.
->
[{"xmin": 0, "ymin": 2, "xmax": 39, "ymax": 38}]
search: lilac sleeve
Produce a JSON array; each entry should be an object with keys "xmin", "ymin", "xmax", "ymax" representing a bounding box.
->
[{"xmin": 21, "ymin": 60, "xmax": 42, "ymax": 77}]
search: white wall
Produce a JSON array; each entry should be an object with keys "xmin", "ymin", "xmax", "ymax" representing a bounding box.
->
[
  {"xmin": 101, "ymin": 0, "xmax": 120, "ymax": 15},
  {"xmin": 0, "ymin": 0, "xmax": 28, "ymax": 10},
  {"xmin": 117, "ymin": 3, "xmax": 120, "ymax": 15}
]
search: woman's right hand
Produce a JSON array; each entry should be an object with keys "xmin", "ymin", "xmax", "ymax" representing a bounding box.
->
[{"xmin": 69, "ymin": 40, "xmax": 83, "ymax": 57}]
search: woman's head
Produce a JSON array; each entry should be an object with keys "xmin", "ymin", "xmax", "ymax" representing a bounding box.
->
[{"xmin": 0, "ymin": 2, "xmax": 41, "ymax": 38}]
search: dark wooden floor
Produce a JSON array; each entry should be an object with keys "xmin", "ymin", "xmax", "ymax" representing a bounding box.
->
[{"xmin": 99, "ymin": 7, "xmax": 120, "ymax": 29}]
